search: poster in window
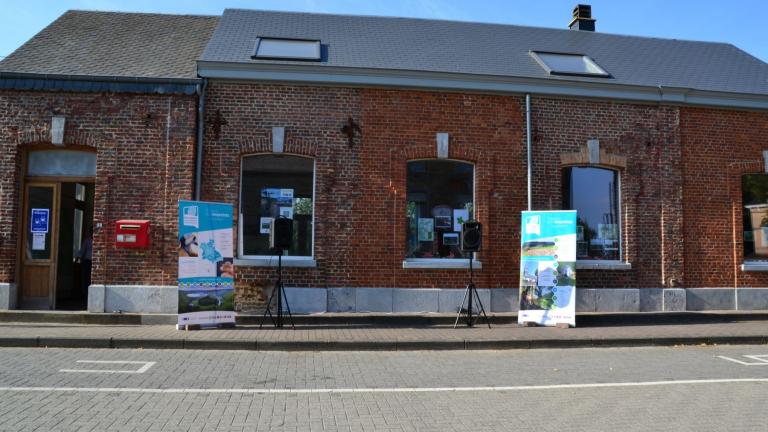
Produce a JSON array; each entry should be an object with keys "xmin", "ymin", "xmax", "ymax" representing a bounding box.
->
[
  {"xmin": 32, "ymin": 232, "xmax": 46, "ymax": 250},
  {"xmin": 443, "ymin": 232, "xmax": 459, "ymax": 245},
  {"xmin": 279, "ymin": 206, "xmax": 293, "ymax": 219},
  {"xmin": 259, "ymin": 217, "xmax": 273, "ymax": 234},
  {"xmin": 261, "ymin": 188, "xmax": 293, "ymax": 218},
  {"xmin": 31, "ymin": 208, "xmax": 49, "ymax": 233},
  {"xmin": 434, "ymin": 216, "xmax": 451, "ymax": 229},
  {"xmin": 433, "ymin": 206, "xmax": 452, "ymax": 229},
  {"xmin": 418, "ymin": 218, "xmax": 434, "ymax": 242},
  {"xmin": 598, "ymin": 223, "xmax": 617, "ymax": 240},
  {"xmin": 453, "ymin": 209, "xmax": 469, "ymax": 232}
]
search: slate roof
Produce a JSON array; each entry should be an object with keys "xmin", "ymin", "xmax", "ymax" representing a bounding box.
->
[
  {"xmin": 0, "ymin": 10, "xmax": 218, "ymax": 80},
  {"xmin": 200, "ymin": 9, "xmax": 768, "ymax": 96}
]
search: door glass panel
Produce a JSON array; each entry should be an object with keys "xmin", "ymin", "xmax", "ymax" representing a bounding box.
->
[
  {"xmin": 27, "ymin": 151, "xmax": 96, "ymax": 177},
  {"xmin": 27, "ymin": 186, "xmax": 53, "ymax": 260},
  {"xmin": 75, "ymin": 183, "xmax": 86, "ymax": 201}
]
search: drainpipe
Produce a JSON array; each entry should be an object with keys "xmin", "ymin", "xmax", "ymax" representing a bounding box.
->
[
  {"xmin": 526, "ymin": 94, "xmax": 532, "ymax": 210},
  {"xmin": 194, "ymin": 78, "xmax": 207, "ymax": 201}
]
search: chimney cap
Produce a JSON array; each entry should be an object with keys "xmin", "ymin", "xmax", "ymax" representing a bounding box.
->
[{"xmin": 569, "ymin": 3, "xmax": 596, "ymax": 31}]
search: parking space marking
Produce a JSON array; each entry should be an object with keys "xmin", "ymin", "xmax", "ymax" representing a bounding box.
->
[
  {"xmin": 716, "ymin": 355, "xmax": 768, "ymax": 366},
  {"xmin": 59, "ymin": 360, "xmax": 156, "ymax": 374}
]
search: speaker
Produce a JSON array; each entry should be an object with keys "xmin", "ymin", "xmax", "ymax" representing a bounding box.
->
[
  {"xmin": 461, "ymin": 220, "xmax": 482, "ymax": 252},
  {"xmin": 270, "ymin": 217, "xmax": 293, "ymax": 250}
]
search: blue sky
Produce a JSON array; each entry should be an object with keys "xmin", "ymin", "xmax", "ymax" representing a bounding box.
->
[{"xmin": 1, "ymin": 0, "xmax": 766, "ymax": 62}]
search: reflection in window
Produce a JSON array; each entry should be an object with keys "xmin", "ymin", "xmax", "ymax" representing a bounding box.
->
[
  {"xmin": 562, "ymin": 167, "xmax": 620, "ymax": 260},
  {"xmin": 240, "ymin": 155, "xmax": 314, "ymax": 257},
  {"xmin": 742, "ymin": 174, "xmax": 768, "ymax": 260},
  {"xmin": 406, "ymin": 160, "xmax": 474, "ymax": 259}
]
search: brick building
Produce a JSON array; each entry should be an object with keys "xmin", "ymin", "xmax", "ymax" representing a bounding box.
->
[{"xmin": 1, "ymin": 6, "xmax": 768, "ymax": 314}]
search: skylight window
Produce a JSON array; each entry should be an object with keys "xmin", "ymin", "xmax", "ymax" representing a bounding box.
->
[
  {"xmin": 253, "ymin": 37, "xmax": 321, "ymax": 61},
  {"xmin": 530, "ymin": 51, "xmax": 609, "ymax": 77}
]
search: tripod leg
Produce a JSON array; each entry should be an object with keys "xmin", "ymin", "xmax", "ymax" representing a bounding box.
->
[
  {"xmin": 280, "ymin": 283, "xmax": 296, "ymax": 330},
  {"xmin": 453, "ymin": 285, "xmax": 470, "ymax": 329},
  {"xmin": 472, "ymin": 287, "xmax": 492, "ymax": 329},
  {"xmin": 259, "ymin": 285, "xmax": 278, "ymax": 329}
]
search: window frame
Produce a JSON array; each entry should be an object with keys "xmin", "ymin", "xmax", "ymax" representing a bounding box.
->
[
  {"xmin": 530, "ymin": 51, "xmax": 611, "ymax": 78},
  {"xmin": 562, "ymin": 165, "xmax": 624, "ymax": 265},
  {"xmin": 237, "ymin": 153, "xmax": 316, "ymax": 263},
  {"xmin": 252, "ymin": 37, "xmax": 322, "ymax": 62},
  {"xmin": 740, "ymin": 173, "xmax": 768, "ymax": 264},
  {"xmin": 404, "ymin": 158, "xmax": 478, "ymax": 264}
]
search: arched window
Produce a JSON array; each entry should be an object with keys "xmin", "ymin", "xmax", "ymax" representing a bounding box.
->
[
  {"xmin": 406, "ymin": 160, "xmax": 474, "ymax": 259},
  {"xmin": 742, "ymin": 174, "xmax": 768, "ymax": 260},
  {"xmin": 562, "ymin": 166, "xmax": 620, "ymax": 261},
  {"xmin": 239, "ymin": 154, "xmax": 314, "ymax": 257}
]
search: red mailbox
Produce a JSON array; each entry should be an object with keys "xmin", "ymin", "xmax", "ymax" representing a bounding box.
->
[{"xmin": 115, "ymin": 220, "xmax": 151, "ymax": 248}]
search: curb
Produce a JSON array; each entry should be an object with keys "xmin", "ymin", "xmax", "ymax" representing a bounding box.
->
[{"xmin": 0, "ymin": 335, "xmax": 766, "ymax": 351}]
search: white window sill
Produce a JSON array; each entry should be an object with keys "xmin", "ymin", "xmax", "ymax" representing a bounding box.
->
[
  {"xmin": 576, "ymin": 260, "xmax": 632, "ymax": 271},
  {"xmin": 402, "ymin": 259, "xmax": 482, "ymax": 269},
  {"xmin": 741, "ymin": 262, "xmax": 768, "ymax": 272},
  {"xmin": 234, "ymin": 257, "xmax": 317, "ymax": 268}
]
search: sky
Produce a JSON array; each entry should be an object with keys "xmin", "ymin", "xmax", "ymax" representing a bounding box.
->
[{"xmin": 1, "ymin": 0, "xmax": 767, "ymax": 62}]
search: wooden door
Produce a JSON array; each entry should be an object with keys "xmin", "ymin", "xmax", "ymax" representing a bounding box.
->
[{"xmin": 20, "ymin": 183, "xmax": 59, "ymax": 309}]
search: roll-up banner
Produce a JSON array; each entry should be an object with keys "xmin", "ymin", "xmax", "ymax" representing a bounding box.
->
[
  {"xmin": 178, "ymin": 200, "xmax": 236, "ymax": 328},
  {"xmin": 518, "ymin": 210, "xmax": 577, "ymax": 327}
]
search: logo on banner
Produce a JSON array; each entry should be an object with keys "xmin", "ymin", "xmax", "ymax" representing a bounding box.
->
[
  {"xmin": 524, "ymin": 215, "xmax": 540, "ymax": 235},
  {"xmin": 182, "ymin": 206, "xmax": 199, "ymax": 228}
]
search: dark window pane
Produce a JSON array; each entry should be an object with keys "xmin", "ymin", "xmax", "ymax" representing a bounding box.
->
[
  {"xmin": 742, "ymin": 174, "xmax": 768, "ymax": 260},
  {"xmin": 562, "ymin": 167, "xmax": 620, "ymax": 260},
  {"xmin": 406, "ymin": 160, "xmax": 474, "ymax": 259},
  {"xmin": 241, "ymin": 155, "xmax": 313, "ymax": 257},
  {"xmin": 27, "ymin": 186, "xmax": 54, "ymax": 260}
]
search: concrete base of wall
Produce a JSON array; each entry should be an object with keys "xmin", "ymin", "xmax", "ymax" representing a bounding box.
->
[
  {"xmin": 88, "ymin": 285, "xmax": 177, "ymax": 314},
  {"xmin": 83, "ymin": 285, "xmax": 768, "ymax": 314},
  {"xmin": 0, "ymin": 283, "xmax": 17, "ymax": 310}
]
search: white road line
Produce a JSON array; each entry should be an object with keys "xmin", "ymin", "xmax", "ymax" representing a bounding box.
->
[
  {"xmin": 2, "ymin": 378, "xmax": 768, "ymax": 394},
  {"xmin": 717, "ymin": 355, "xmax": 768, "ymax": 366},
  {"xmin": 59, "ymin": 360, "xmax": 156, "ymax": 374}
]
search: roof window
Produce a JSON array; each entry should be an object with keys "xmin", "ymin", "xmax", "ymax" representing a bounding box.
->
[
  {"xmin": 530, "ymin": 51, "xmax": 609, "ymax": 77},
  {"xmin": 253, "ymin": 37, "xmax": 321, "ymax": 61}
]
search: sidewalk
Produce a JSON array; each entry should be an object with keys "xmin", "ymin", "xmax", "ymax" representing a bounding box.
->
[{"xmin": 1, "ymin": 312, "xmax": 768, "ymax": 351}]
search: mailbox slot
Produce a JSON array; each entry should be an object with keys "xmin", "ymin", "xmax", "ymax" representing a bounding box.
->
[{"xmin": 115, "ymin": 219, "xmax": 151, "ymax": 248}]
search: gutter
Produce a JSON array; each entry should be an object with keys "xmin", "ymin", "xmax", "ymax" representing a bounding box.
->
[
  {"xmin": 526, "ymin": 94, "xmax": 532, "ymax": 211},
  {"xmin": 194, "ymin": 78, "xmax": 207, "ymax": 201},
  {"xmin": 197, "ymin": 61, "xmax": 768, "ymax": 111},
  {"xmin": 0, "ymin": 71, "xmax": 200, "ymax": 95}
]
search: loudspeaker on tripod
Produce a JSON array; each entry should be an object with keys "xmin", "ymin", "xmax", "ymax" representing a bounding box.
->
[
  {"xmin": 461, "ymin": 220, "xmax": 482, "ymax": 252},
  {"xmin": 270, "ymin": 217, "xmax": 293, "ymax": 250}
]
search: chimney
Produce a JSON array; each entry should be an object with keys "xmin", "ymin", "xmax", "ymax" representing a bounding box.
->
[{"xmin": 569, "ymin": 4, "xmax": 595, "ymax": 31}]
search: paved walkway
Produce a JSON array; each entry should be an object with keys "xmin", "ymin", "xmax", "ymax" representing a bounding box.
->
[{"xmin": 1, "ymin": 313, "xmax": 768, "ymax": 350}]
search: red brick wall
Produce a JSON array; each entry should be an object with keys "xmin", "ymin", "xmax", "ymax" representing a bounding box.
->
[
  {"xmin": 681, "ymin": 107, "xmax": 768, "ymax": 287},
  {"xmin": 530, "ymin": 97, "xmax": 683, "ymax": 288},
  {"xmin": 0, "ymin": 90, "xmax": 197, "ymax": 288},
  {"xmin": 202, "ymin": 82, "xmax": 524, "ymax": 309}
]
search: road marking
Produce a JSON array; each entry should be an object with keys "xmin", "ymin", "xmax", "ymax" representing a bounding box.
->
[
  {"xmin": 2, "ymin": 378, "xmax": 768, "ymax": 394},
  {"xmin": 59, "ymin": 360, "xmax": 156, "ymax": 374},
  {"xmin": 717, "ymin": 355, "xmax": 768, "ymax": 366}
]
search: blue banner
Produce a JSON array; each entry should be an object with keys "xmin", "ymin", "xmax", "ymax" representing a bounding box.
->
[
  {"xmin": 518, "ymin": 210, "xmax": 577, "ymax": 327},
  {"xmin": 178, "ymin": 200, "xmax": 235, "ymax": 328}
]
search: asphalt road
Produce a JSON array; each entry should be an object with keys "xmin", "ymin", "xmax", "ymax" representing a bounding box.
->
[{"xmin": 1, "ymin": 345, "xmax": 768, "ymax": 431}]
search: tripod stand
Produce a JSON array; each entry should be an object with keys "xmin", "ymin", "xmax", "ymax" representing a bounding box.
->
[
  {"xmin": 259, "ymin": 249, "xmax": 295, "ymax": 329},
  {"xmin": 454, "ymin": 251, "xmax": 491, "ymax": 328}
]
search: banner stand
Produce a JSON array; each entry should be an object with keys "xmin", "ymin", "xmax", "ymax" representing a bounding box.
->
[
  {"xmin": 177, "ymin": 200, "xmax": 237, "ymax": 330},
  {"xmin": 518, "ymin": 210, "xmax": 577, "ymax": 328}
]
